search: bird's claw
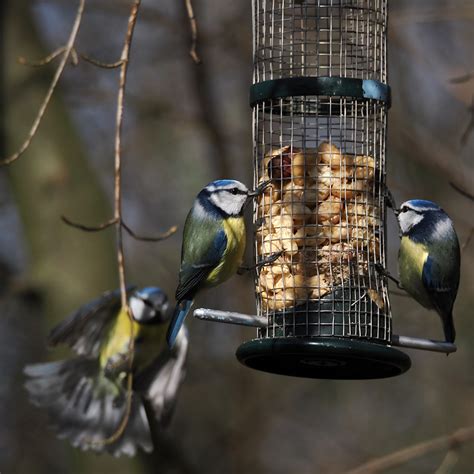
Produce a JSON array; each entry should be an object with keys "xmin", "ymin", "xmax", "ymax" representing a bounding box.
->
[
  {"xmin": 371, "ymin": 262, "xmax": 402, "ymax": 288},
  {"xmin": 248, "ymin": 180, "xmax": 272, "ymax": 198},
  {"xmin": 237, "ymin": 251, "xmax": 284, "ymax": 275},
  {"xmin": 384, "ymin": 188, "xmax": 399, "ymax": 213},
  {"xmin": 372, "ymin": 262, "xmax": 386, "ymax": 274},
  {"xmin": 259, "ymin": 250, "xmax": 284, "ymax": 267}
]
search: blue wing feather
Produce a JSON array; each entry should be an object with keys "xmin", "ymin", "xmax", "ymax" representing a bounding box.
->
[
  {"xmin": 175, "ymin": 228, "xmax": 227, "ymax": 302},
  {"xmin": 422, "ymin": 255, "xmax": 457, "ymax": 342}
]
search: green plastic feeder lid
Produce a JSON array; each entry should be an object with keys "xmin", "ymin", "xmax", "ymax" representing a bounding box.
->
[{"xmin": 236, "ymin": 336, "xmax": 411, "ymax": 380}]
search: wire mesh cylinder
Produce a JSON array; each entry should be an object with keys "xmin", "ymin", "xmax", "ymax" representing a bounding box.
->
[
  {"xmin": 252, "ymin": 0, "xmax": 390, "ymax": 344},
  {"xmin": 253, "ymin": 0, "xmax": 387, "ymax": 82}
]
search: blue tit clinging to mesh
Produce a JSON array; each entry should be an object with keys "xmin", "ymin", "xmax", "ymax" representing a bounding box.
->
[
  {"xmin": 397, "ymin": 200, "xmax": 460, "ymax": 343},
  {"xmin": 167, "ymin": 179, "xmax": 254, "ymax": 348},
  {"xmin": 24, "ymin": 287, "xmax": 188, "ymax": 457}
]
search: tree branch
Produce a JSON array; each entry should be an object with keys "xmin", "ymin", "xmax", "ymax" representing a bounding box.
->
[
  {"xmin": 61, "ymin": 215, "xmax": 118, "ymax": 232},
  {"xmin": 1, "ymin": 0, "xmax": 85, "ymax": 166},
  {"xmin": 345, "ymin": 426, "xmax": 474, "ymax": 474},
  {"xmin": 184, "ymin": 0, "xmax": 201, "ymax": 63},
  {"xmin": 18, "ymin": 46, "xmax": 125, "ymax": 70},
  {"xmin": 18, "ymin": 46, "xmax": 68, "ymax": 67},
  {"xmin": 89, "ymin": 0, "xmax": 142, "ymax": 449},
  {"xmin": 121, "ymin": 222, "xmax": 178, "ymax": 242},
  {"xmin": 79, "ymin": 53, "xmax": 125, "ymax": 69},
  {"xmin": 450, "ymin": 181, "xmax": 474, "ymax": 202},
  {"xmin": 461, "ymin": 228, "xmax": 474, "ymax": 252},
  {"xmin": 460, "ymin": 96, "xmax": 474, "ymax": 147}
]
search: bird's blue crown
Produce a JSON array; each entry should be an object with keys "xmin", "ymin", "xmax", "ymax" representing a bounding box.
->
[
  {"xmin": 135, "ymin": 287, "xmax": 164, "ymax": 298},
  {"xmin": 211, "ymin": 179, "xmax": 239, "ymax": 188},
  {"xmin": 405, "ymin": 200, "xmax": 441, "ymax": 211}
]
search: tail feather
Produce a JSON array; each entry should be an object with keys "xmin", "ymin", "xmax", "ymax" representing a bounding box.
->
[
  {"xmin": 166, "ymin": 299, "xmax": 193, "ymax": 348},
  {"xmin": 442, "ymin": 313, "xmax": 456, "ymax": 343},
  {"xmin": 24, "ymin": 358, "xmax": 152, "ymax": 456},
  {"xmin": 135, "ymin": 325, "xmax": 189, "ymax": 428}
]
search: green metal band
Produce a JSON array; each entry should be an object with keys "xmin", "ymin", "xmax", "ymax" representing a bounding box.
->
[{"xmin": 250, "ymin": 76, "xmax": 391, "ymax": 107}]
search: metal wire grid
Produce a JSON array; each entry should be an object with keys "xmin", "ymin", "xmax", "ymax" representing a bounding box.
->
[
  {"xmin": 253, "ymin": 97, "xmax": 390, "ymax": 341},
  {"xmin": 253, "ymin": 0, "xmax": 387, "ymax": 82}
]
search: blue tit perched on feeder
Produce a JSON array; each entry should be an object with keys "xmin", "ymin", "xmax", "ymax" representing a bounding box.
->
[
  {"xmin": 167, "ymin": 179, "xmax": 252, "ymax": 348},
  {"xmin": 397, "ymin": 200, "xmax": 460, "ymax": 343},
  {"xmin": 24, "ymin": 287, "xmax": 188, "ymax": 457}
]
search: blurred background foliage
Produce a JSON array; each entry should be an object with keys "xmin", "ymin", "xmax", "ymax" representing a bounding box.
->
[{"xmin": 1, "ymin": 0, "xmax": 473, "ymax": 473}]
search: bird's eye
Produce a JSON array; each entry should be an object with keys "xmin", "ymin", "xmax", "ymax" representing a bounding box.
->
[
  {"xmin": 401, "ymin": 206, "xmax": 408, "ymax": 213},
  {"xmin": 230, "ymin": 188, "xmax": 239, "ymax": 195}
]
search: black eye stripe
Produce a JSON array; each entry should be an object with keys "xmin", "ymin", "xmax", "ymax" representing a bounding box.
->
[
  {"xmin": 215, "ymin": 188, "xmax": 245, "ymax": 195},
  {"xmin": 142, "ymin": 299, "xmax": 155, "ymax": 309},
  {"xmin": 402, "ymin": 207, "xmax": 422, "ymax": 214}
]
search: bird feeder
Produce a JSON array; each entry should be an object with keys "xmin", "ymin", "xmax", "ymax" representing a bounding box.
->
[{"xmin": 194, "ymin": 0, "xmax": 456, "ymax": 379}]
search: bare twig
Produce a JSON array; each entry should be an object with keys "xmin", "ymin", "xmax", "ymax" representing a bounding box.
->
[
  {"xmin": 18, "ymin": 46, "xmax": 124, "ymax": 70},
  {"xmin": 90, "ymin": 323, "xmax": 135, "ymax": 447},
  {"xmin": 115, "ymin": 0, "xmax": 140, "ymax": 308},
  {"xmin": 90, "ymin": 0, "xmax": 142, "ymax": 448},
  {"xmin": 434, "ymin": 449, "xmax": 459, "ymax": 474},
  {"xmin": 122, "ymin": 222, "xmax": 178, "ymax": 241},
  {"xmin": 80, "ymin": 53, "xmax": 124, "ymax": 69},
  {"xmin": 61, "ymin": 215, "xmax": 118, "ymax": 232},
  {"xmin": 18, "ymin": 46, "xmax": 68, "ymax": 67},
  {"xmin": 460, "ymin": 96, "xmax": 474, "ymax": 147},
  {"xmin": 184, "ymin": 0, "xmax": 201, "ymax": 63},
  {"xmin": 61, "ymin": 216, "xmax": 178, "ymax": 242},
  {"xmin": 449, "ymin": 72, "xmax": 474, "ymax": 84},
  {"xmin": 461, "ymin": 228, "xmax": 474, "ymax": 252},
  {"xmin": 345, "ymin": 426, "xmax": 474, "ymax": 474},
  {"xmin": 450, "ymin": 181, "xmax": 474, "ymax": 201},
  {"xmin": 1, "ymin": 0, "xmax": 85, "ymax": 166}
]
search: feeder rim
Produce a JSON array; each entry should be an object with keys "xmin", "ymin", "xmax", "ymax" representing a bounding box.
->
[
  {"xmin": 192, "ymin": 308, "xmax": 456, "ymax": 354},
  {"xmin": 249, "ymin": 76, "xmax": 391, "ymax": 107}
]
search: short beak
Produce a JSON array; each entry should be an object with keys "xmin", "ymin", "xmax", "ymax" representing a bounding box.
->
[
  {"xmin": 248, "ymin": 179, "xmax": 271, "ymax": 198},
  {"xmin": 393, "ymin": 208, "xmax": 400, "ymax": 217}
]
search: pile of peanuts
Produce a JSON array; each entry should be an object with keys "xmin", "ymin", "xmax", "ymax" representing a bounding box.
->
[{"xmin": 256, "ymin": 142, "xmax": 381, "ymax": 312}]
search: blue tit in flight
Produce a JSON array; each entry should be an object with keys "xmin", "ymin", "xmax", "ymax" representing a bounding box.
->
[
  {"xmin": 397, "ymin": 200, "xmax": 460, "ymax": 343},
  {"xmin": 166, "ymin": 179, "xmax": 253, "ymax": 348},
  {"xmin": 24, "ymin": 287, "xmax": 188, "ymax": 457}
]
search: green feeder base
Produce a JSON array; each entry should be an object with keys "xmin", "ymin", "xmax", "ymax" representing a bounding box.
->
[{"xmin": 236, "ymin": 337, "xmax": 411, "ymax": 380}]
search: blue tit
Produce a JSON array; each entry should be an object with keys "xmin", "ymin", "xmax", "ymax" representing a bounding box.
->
[
  {"xmin": 24, "ymin": 287, "xmax": 188, "ymax": 457},
  {"xmin": 397, "ymin": 200, "xmax": 460, "ymax": 343},
  {"xmin": 166, "ymin": 179, "xmax": 252, "ymax": 347}
]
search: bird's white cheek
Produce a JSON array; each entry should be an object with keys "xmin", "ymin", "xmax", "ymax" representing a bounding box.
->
[
  {"xmin": 398, "ymin": 212, "xmax": 423, "ymax": 234},
  {"xmin": 129, "ymin": 297, "xmax": 145, "ymax": 320},
  {"xmin": 398, "ymin": 214, "xmax": 409, "ymax": 233}
]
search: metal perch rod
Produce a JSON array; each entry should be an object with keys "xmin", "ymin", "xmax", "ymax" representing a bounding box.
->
[
  {"xmin": 391, "ymin": 335, "xmax": 457, "ymax": 354},
  {"xmin": 193, "ymin": 308, "xmax": 267, "ymax": 328},
  {"xmin": 193, "ymin": 308, "xmax": 457, "ymax": 354}
]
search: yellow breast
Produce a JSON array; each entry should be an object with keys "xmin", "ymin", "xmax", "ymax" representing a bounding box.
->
[
  {"xmin": 99, "ymin": 307, "xmax": 137, "ymax": 369},
  {"xmin": 99, "ymin": 308, "xmax": 166, "ymax": 372},
  {"xmin": 399, "ymin": 236, "xmax": 431, "ymax": 307},
  {"xmin": 206, "ymin": 216, "xmax": 246, "ymax": 286}
]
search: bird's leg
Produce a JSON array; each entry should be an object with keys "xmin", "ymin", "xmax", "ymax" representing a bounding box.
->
[
  {"xmin": 372, "ymin": 263, "xmax": 403, "ymax": 289},
  {"xmin": 238, "ymin": 251, "xmax": 284, "ymax": 275},
  {"xmin": 384, "ymin": 185, "xmax": 398, "ymax": 211},
  {"xmin": 247, "ymin": 179, "xmax": 272, "ymax": 198},
  {"xmin": 383, "ymin": 186, "xmax": 402, "ymax": 236}
]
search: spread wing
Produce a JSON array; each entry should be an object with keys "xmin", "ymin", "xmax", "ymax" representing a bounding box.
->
[
  {"xmin": 24, "ymin": 357, "xmax": 153, "ymax": 457},
  {"xmin": 134, "ymin": 326, "xmax": 189, "ymax": 427},
  {"xmin": 175, "ymin": 214, "xmax": 227, "ymax": 302},
  {"xmin": 48, "ymin": 287, "xmax": 136, "ymax": 357}
]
